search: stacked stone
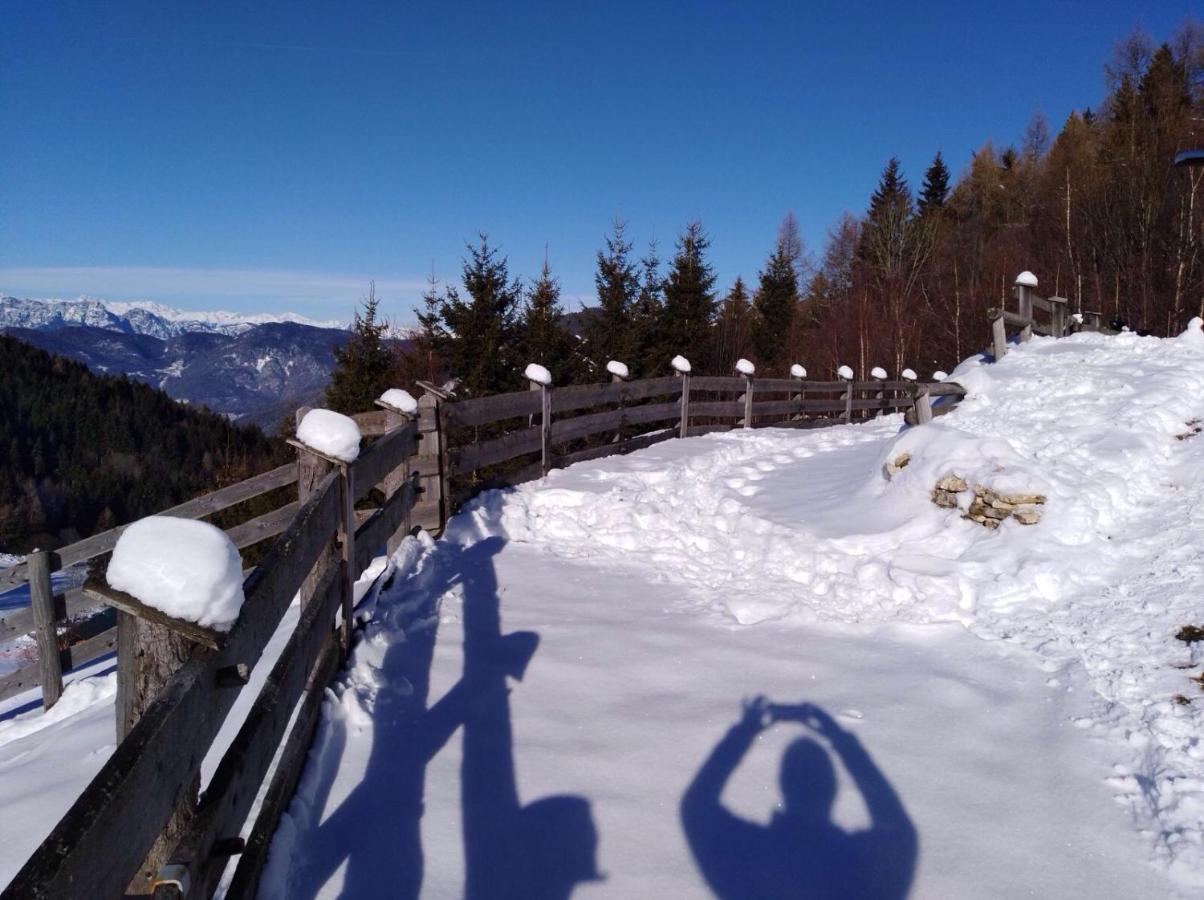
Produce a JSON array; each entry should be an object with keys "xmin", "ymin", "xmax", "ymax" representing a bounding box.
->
[{"xmin": 930, "ymin": 474, "xmax": 1045, "ymax": 528}]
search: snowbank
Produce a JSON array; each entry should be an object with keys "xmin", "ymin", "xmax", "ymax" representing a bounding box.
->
[
  {"xmin": 297, "ymin": 409, "xmax": 361, "ymax": 462},
  {"xmin": 107, "ymin": 517, "xmax": 245, "ymax": 631},
  {"xmin": 378, "ymin": 388, "xmax": 417, "ymax": 415}
]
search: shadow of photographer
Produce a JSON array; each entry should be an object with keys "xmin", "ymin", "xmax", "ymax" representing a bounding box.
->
[{"xmin": 681, "ymin": 698, "xmax": 917, "ymax": 899}]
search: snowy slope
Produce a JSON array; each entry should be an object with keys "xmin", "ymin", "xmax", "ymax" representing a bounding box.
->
[{"xmin": 265, "ymin": 329, "xmax": 1204, "ymax": 897}]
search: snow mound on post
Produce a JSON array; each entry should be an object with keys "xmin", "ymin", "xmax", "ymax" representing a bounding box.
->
[
  {"xmin": 836, "ymin": 365, "xmax": 854, "ymax": 380},
  {"xmin": 735, "ymin": 358, "xmax": 755, "ymax": 375},
  {"xmin": 671, "ymin": 355, "xmax": 691, "ymax": 373},
  {"xmin": 901, "ymin": 368, "xmax": 917, "ymax": 381},
  {"xmin": 790, "ymin": 364, "xmax": 806, "ymax": 378},
  {"xmin": 107, "ymin": 517, "xmax": 245, "ymax": 631},
  {"xmin": 606, "ymin": 360, "xmax": 629, "ymax": 379},
  {"xmin": 870, "ymin": 366, "xmax": 888, "ymax": 380},
  {"xmin": 378, "ymin": 388, "xmax": 417, "ymax": 415},
  {"xmin": 932, "ymin": 370, "xmax": 948, "ymax": 381},
  {"xmin": 1015, "ymin": 270, "xmax": 1038, "ymax": 287},
  {"xmin": 297, "ymin": 408, "xmax": 361, "ymax": 462},
  {"xmin": 524, "ymin": 363, "xmax": 552, "ymax": 386}
]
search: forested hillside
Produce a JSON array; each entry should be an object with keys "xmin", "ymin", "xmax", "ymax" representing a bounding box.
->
[
  {"xmin": 0, "ymin": 335, "xmax": 286, "ymax": 552},
  {"xmin": 367, "ymin": 22, "xmax": 1204, "ymax": 405}
]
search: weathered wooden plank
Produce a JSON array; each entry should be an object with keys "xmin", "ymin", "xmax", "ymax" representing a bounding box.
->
[
  {"xmin": 64, "ymin": 626, "xmax": 118, "ymax": 671},
  {"xmin": 224, "ymin": 631, "xmax": 341, "ymax": 900},
  {"xmin": 156, "ymin": 560, "xmax": 344, "ymax": 899},
  {"xmin": 0, "ymin": 472, "xmax": 340, "ymax": 900},
  {"xmin": 549, "ymin": 408, "xmax": 624, "ymax": 444},
  {"xmin": 688, "ymin": 376, "xmax": 746, "ymax": 392},
  {"xmin": 349, "ymin": 409, "xmax": 391, "ymax": 436},
  {"xmin": 688, "ymin": 400, "xmax": 745, "ymax": 418},
  {"xmin": 0, "ymin": 464, "xmax": 299, "ymax": 592},
  {"xmin": 552, "ymin": 429, "xmax": 675, "ymax": 468},
  {"xmin": 444, "ymin": 390, "xmax": 541, "ymax": 428},
  {"xmin": 354, "ymin": 478, "xmax": 419, "ymax": 575},
  {"xmin": 926, "ymin": 382, "xmax": 966, "ymax": 397},
  {"xmin": 450, "ymin": 426, "xmax": 542, "ymax": 475},
  {"xmin": 620, "ymin": 401, "xmax": 682, "ymax": 427},
  {"xmin": 83, "ymin": 579, "xmax": 225, "ymax": 651},
  {"xmin": 0, "ymin": 660, "xmax": 41, "ymax": 703},
  {"xmin": 224, "ymin": 503, "xmax": 300, "ymax": 552},
  {"xmin": 548, "ymin": 381, "xmax": 623, "ymax": 414},
  {"xmin": 685, "ymin": 424, "xmax": 734, "ymax": 437},
  {"xmin": 0, "ymin": 586, "xmax": 96, "ymax": 646},
  {"xmin": 350, "ymin": 420, "xmax": 418, "ymax": 501},
  {"xmin": 619, "ymin": 376, "xmax": 684, "ymax": 402}
]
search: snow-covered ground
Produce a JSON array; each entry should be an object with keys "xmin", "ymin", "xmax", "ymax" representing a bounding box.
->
[
  {"xmin": 3, "ymin": 330, "xmax": 1203, "ymax": 896},
  {"xmin": 261, "ymin": 330, "xmax": 1204, "ymax": 898}
]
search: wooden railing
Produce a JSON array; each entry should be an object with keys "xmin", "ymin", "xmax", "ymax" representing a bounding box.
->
[
  {"xmin": 0, "ymin": 364, "xmax": 963, "ymax": 899},
  {"xmin": 988, "ymin": 270, "xmax": 1121, "ymax": 360}
]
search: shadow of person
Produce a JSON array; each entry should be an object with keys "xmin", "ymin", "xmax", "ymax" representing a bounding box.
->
[
  {"xmin": 681, "ymin": 698, "xmax": 917, "ymax": 899},
  {"xmin": 291, "ymin": 533, "xmax": 600, "ymax": 899}
]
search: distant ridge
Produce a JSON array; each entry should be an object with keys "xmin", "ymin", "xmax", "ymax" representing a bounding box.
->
[{"xmin": 0, "ymin": 295, "xmax": 346, "ymax": 339}]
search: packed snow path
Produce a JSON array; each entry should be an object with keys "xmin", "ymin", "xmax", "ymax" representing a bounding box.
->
[{"xmin": 264, "ymin": 331, "xmax": 1204, "ymax": 899}]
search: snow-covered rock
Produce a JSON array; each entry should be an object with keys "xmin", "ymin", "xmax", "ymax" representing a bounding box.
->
[
  {"xmin": 297, "ymin": 409, "xmax": 362, "ymax": 462},
  {"xmin": 606, "ymin": 360, "xmax": 630, "ymax": 379},
  {"xmin": 106, "ymin": 517, "xmax": 245, "ymax": 631},
  {"xmin": 790, "ymin": 363, "xmax": 806, "ymax": 378},
  {"xmin": 378, "ymin": 388, "xmax": 418, "ymax": 415},
  {"xmin": 1014, "ymin": 270, "xmax": 1038, "ymax": 288},
  {"xmin": 836, "ymin": 365, "xmax": 854, "ymax": 380},
  {"xmin": 671, "ymin": 355, "xmax": 692, "ymax": 374},
  {"xmin": 870, "ymin": 366, "xmax": 888, "ymax": 380},
  {"xmin": 524, "ymin": 363, "xmax": 552, "ymax": 386}
]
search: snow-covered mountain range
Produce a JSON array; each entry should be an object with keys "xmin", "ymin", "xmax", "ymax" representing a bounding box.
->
[
  {"xmin": 1, "ymin": 296, "xmax": 357, "ymax": 430},
  {"xmin": 0, "ymin": 295, "xmax": 344, "ymax": 339}
]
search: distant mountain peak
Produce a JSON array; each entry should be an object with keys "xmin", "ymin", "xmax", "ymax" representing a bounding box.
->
[{"xmin": 0, "ymin": 295, "xmax": 346, "ymax": 339}]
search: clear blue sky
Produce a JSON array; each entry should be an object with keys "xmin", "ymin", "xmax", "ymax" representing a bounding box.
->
[{"xmin": 0, "ymin": 1, "xmax": 1194, "ymax": 325}]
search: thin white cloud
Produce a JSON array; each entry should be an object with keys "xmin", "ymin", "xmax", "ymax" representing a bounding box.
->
[{"xmin": 0, "ymin": 266, "xmax": 429, "ymax": 313}]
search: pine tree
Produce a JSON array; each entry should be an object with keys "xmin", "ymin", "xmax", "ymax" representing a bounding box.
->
[
  {"xmin": 423, "ymin": 235, "xmax": 524, "ymax": 397},
  {"xmin": 751, "ymin": 217, "xmax": 801, "ymax": 370},
  {"xmin": 712, "ymin": 277, "xmax": 753, "ymax": 372},
  {"xmin": 629, "ymin": 240, "xmax": 664, "ymax": 377},
  {"xmin": 324, "ymin": 284, "xmax": 394, "ymax": 414},
  {"xmin": 520, "ymin": 255, "xmax": 578, "ymax": 384},
  {"xmin": 585, "ymin": 220, "xmax": 639, "ymax": 370},
  {"xmin": 657, "ymin": 222, "xmax": 717, "ymax": 369},
  {"xmin": 918, "ymin": 152, "xmax": 951, "ymax": 217}
]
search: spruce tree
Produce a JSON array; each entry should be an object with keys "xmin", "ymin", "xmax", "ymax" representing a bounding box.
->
[
  {"xmin": 751, "ymin": 217, "xmax": 801, "ymax": 370},
  {"xmin": 585, "ymin": 220, "xmax": 639, "ymax": 370},
  {"xmin": 657, "ymin": 221, "xmax": 717, "ymax": 368},
  {"xmin": 325, "ymin": 284, "xmax": 394, "ymax": 414},
  {"xmin": 424, "ymin": 235, "xmax": 524, "ymax": 397},
  {"xmin": 917, "ymin": 152, "xmax": 950, "ymax": 217},
  {"xmin": 630, "ymin": 240, "xmax": 664, "ymax": 377},
  {"xmin": 712, "ymin": 277, "xmax": 753, "ymax": 372},
  {"xmin": 520, "ymin": 255, "xmax": 578, "ymax": 384}
]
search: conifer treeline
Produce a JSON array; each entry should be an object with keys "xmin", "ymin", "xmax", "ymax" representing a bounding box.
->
[{"xmin": 333, "ymin": 22, "xmax": 1204, "ymax": 406}]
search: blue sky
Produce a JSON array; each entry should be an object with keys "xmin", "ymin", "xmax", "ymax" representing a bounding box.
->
[{"xmin": 0, "ymin": 1, "xmax": 1194, "ymax": 325}]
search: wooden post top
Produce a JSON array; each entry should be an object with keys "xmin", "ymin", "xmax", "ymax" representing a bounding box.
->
[{"xmin": 83, "ymin": 577, "xmax": 225, "ymax": 650}]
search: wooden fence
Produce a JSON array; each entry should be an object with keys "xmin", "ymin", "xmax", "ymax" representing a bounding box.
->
[
  {"xmin": 0, "ymin": 362, "xmax": 961, "ymax": 899},
  {"xmin": 988, "ymin": 270, "xmax": 1118, "ymax": 360}
]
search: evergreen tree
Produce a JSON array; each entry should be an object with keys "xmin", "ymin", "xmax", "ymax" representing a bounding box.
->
[
  {"xmin": 917, "ymin": 152, "xmax": 951, "ymax": 217},
  {"xmin": 629, "ymin": 240, "xmax": 664, "ymax": 377},
  {"xmin": 585, "ymin": 220, "xmax": 639, "ymax": 369},
  {"xmin": 520, "ymin": 255, "xmax": 578, "ymax": 384},
  {"xmin": 712, "ymin": 277, "xmax": 753, "ymax": 372},
  {"xmin": 657, "ymin": 221, "xmax": 717, "ymax": 368},
  {"xmin": 423, "ymin": 235, "xmax": 524, "ymax": 397},
  {"xmin": 325, "ymin": 284, "xmax": 394, "ymax": 414},
  {"xmin": 751, "ymin": 217, "xmax": 801, "ymax": 370},
  {"xmin": 393, "ymin": 272, "xmax": 447, "ymax": 388}
]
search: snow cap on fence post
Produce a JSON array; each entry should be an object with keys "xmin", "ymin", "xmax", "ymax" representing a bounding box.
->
[
  {"xmin": 735, "ymin": 358, "xmax": 755, "ymax": 376},
  {"xmin": 376, "ymin": 388, "xmax": 418, "ymax": 417},
  {"xmin": 606, "ymin": 360, "xmax": 630, "ymax": 380},
  {"xmin": 901, "ymin": 368, "xmax": 917, "ymax": 381},
  {"xmin": 1014, "ymin": 270, "xmax": 1038, "ymax": 288},
  {"xmin": 296, "ymin": 408, "xmax": 363, "ymax": 463},
  {"xmin": 524, "ymin": 363, "xmax": 553, "ymax": 386},
  {"xmin": 837, "ymin": 365, "xmax": 854, "ymax": 380},
  {"xmin": 671, "ymin": 354, "xmax": 692, "ymax": 374},
  {"xmin": 790, "ymin": 364, "xmax": 806, "ymax": 379},
  {"xmin": 870, "ymin": 366, "xmax": 887, "ymax": 380},
  {"xmin": 932, "ymin": 370, "xmax": 948, "ymax": 382},
  {"xmin": 107, "ymin": 517, "xmax": 246, "ymax": 632}
]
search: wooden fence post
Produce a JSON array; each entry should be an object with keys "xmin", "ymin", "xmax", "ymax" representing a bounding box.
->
[
  {"xmin": 790, "ymin": 365, "xmax": 806, "ymax": 421},
  {"xmin": 295, "ymin": 407, "xmax": 336, "ymax": 606},
  {"xmin": 914, "ymin": 388, "xmax": 933, "ymax": 425},
  {"xmin": 839, "ymin": 368, "xmax": 854, "ymax": 423},
  {"xmin": 417, "ymin": 390, "xmax": 446, "ymax": 533},
  {"xmin": 1015, "ymin": 271, "xmax": 1036, "ymax": 343},
  {"xmin": 1049, "ymin": 296, "xmax": 1068, "ymax": 338},
  {"xmin": 528, "ymin": 376, "xmax": 552, "ymax": 477},
  {"xmin": 609, "ymin": 362, "xmax": 629, "ymax": 443},
  {"xmin": 679, "ymin": 372, "xmax": 691, "ymax": 437},
  {"xmin": 376, "ymin": 399, "xmax": 415, "ymax": 554},
  {"xmin": 28, "ymin": 549, "xmax": 63, "ymax": 709},
  {"xmin": 737, "ymin": 360, "xmax": 754, "ymax": 429},
  {"xmin": 336, "ymin": 462, "xmax": 355, "ymax": 653},
  {"xmin": 992, "ymin": 314, "xmax": 1008, "ymax": 360},
  {"xmin": 871, "ymin": 367, "xmax": 887, "ymax": 417}
]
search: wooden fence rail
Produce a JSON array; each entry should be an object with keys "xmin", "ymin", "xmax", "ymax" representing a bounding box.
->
[{"xmin": 1, "ymin": 360, "xmax": 963, "ymax": 899}]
